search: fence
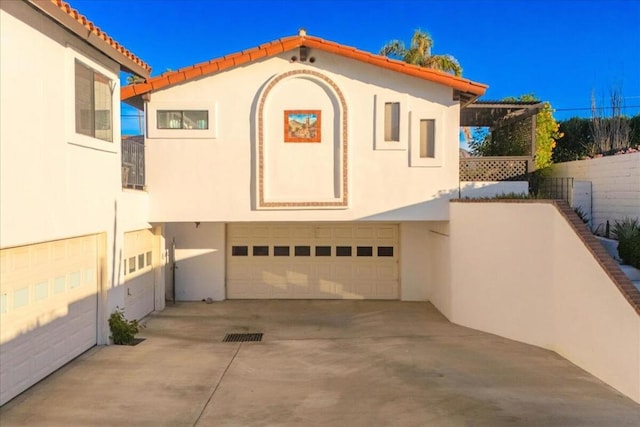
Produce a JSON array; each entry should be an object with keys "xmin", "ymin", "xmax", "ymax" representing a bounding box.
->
[
  {"xmin": 459, "ymin": 156, "xmax": 533, "ymax": 181},
  {"xmin": 122, "ymin": 137, "xmax": 145, "ymax": 190}
]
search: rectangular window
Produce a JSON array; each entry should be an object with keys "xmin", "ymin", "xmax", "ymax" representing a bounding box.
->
[
  {"xmin": 378, "ymin": 246, "xmax": 394, "ymax": 257},
  {"xmin": 274, "ymin": 246, "xmax": 290, "ymax": 256},
  {"xmin": 75, "ymin": 60, "xmax": 113, "ymax": 142},
  {"xmin": 252, "ymin": 246, "xmax": 269, "ymax": 256},
  {"xmin": 146, "ymin": 251, "xmax": 152, "ymax": 267},
  {"xmin": 232, "ymin": 246, "xmax": 248, "ymax": 256},
  {"xmin": 128, "ymin": 257, "xmax": 136, "ymax": 273},
  {"xmin": 138, "ymin": 254, "xmax": 145, "ymax": 269},
  {"xmin": 336, "ymin": 246, "xmax": 352, "ymax": 257},
  {"xmin": 419, "ymin": 119, "xmax": 435, "ymax": 158},
  {"xmin": 157, "ymin": 110, "xmax": 208, "ymax": 129},
  {"xmin": 295, "ymin": 246, "xmax": 311, "ymax": 256},
  {"xmin": 357, "ymin": 246, "xmax": 373, "ymax": 257},
  {"xmin": 384, "ymin": 102, "xmax": 400, "ymax": 141},
  {"xmin": 315, "ymin": 246, "xmax": 331, "ymax": 256}
]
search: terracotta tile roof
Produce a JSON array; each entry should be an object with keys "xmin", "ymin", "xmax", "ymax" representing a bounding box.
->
[
  {"xmin": 28, "ymin": 0, "xmax": 151, "ymax": 77},
  {"xmin": 121, "ymin": 33, "xmax": 487, "ymax": 102}
]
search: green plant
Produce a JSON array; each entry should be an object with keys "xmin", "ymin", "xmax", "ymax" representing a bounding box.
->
[
  {"xmin": 108, "ymin": 307, "xmax": 140, "ymax": 345},
  {"xmin": 573, "ymin": 207, "xmax": 590, "ymax": 225},
  {"xmin": 612, "ymin": 217, "xmax": 640, "ymax": 268}
]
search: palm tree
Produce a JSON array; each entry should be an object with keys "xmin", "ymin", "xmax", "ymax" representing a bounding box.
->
[
  {"xmin": 125, "ymin": 74, "xmax": 146, "ymax": 134},
  {"xmin": 380, "ymin": 29, "xmax": 462, "ymax": 76}
]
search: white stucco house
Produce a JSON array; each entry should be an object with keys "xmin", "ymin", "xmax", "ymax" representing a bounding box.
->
[
  {"xmin": 2, "ymin": 0, "xmax": 639, "ymax": 408},
  {"xmin": 0, "ymin": 0, "xmax": 163, "ymax": 405},
  {"xmin": 121, "ymin": 29, "xmax": 487, "ymax": 302}
]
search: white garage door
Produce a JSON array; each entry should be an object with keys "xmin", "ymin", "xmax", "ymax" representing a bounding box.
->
[
  {"xmin": 0, "ymin": 235, "xmax": 99, "ymax": 405},
  {"xmin": 123, "ymin": 229, "xmax": 156, "ymax": 321},
  {"xmin": 227, "ymin": 223, "xmax": 399, "ymax": 299}
]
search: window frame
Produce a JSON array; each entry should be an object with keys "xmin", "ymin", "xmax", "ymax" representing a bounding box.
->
[
  {"xmin": 74, "ymin": 60, "xmax": 114, "ymax": 142},
  {"xmin": 375, "ymin": 94, "xmax": 408, "ymax": 150},
  {"xmin": 157, "ymin": 110, "xmax": 209, "ymax": 130},
  {"xmin": 66, "ymin": 47, "xmax": 120, "ymax": 152},
  {"xmin": 147, "ymin": 103, "xmax": 218, "ymax": 139},
  {"xmin": 409, "ymin": 111, "xmax": 443, "ymax": 167}
]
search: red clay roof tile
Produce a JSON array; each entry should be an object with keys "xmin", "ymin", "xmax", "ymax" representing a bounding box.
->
[{"xmin": 121, "ymin": 33, "xmax": 487, "ymax": 102}]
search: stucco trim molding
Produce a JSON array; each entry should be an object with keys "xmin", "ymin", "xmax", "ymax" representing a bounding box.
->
[{"xmin": 256, "ymin": 69, "xmax": 348, "ymax": 209}]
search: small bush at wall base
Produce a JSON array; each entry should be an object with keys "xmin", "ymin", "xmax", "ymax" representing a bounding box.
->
[
  {"xmin": 108, "ymin": 307, "xmax": 140, "ymax": 345},
  {"xmin": 612, "ymin": 218, "xmax": 640, "ymax": 269}
]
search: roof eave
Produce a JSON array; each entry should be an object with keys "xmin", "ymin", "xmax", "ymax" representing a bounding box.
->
[{"xmin": 27, "ymin": 0, "xmax": 150, "ymax": 78}]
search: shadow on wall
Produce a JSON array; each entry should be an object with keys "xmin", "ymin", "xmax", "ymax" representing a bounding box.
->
[{"xmin": 358, "ymin": 188, "xmax": 458, "ymax": 220}]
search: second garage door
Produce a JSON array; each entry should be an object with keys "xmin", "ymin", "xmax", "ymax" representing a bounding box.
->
[{"xmin": 227, "ymin": 223, "xmax": 399, "ymax": 299}]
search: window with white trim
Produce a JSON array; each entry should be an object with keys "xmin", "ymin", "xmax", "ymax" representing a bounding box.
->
[
  {"xmin": 157, "ymin": 110, "xmax": 209, "ymax": 129},
  {"xmin": 75, "ymin": 60, "xmax": 113, "ymax": 142}
]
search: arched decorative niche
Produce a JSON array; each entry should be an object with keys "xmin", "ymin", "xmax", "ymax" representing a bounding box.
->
[{"xmin": 255, "ymin": 69, "xmax": 348, "ymax": 209}]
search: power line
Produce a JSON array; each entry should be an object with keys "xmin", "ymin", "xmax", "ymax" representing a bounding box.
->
[{"xmin": 554, "ymin": 105, "xmax": 640, "ymax": 112}]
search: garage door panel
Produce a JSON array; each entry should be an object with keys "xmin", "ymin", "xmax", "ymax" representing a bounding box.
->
[
  {"xmin": 0, "ymin": 235, "xmax": 98, "ymax": 405},
  {"xmin": 227, "ymin": 223, "xmax": 399, "ymax": 300},
  {"xmin": 123, "ymin": 229, "xmax": 156, "ymax": 321}
]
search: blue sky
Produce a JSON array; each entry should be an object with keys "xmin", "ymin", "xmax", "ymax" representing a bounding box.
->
[{"xmin": 70, "ymin": 0, "xmax": 640, "ymax": 134}]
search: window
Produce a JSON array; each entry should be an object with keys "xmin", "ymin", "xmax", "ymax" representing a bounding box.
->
[
  {"xmin": 377, "ymin": 246, "xmax": 394, "ymax": 257},
  {"xmin": 157, "ymin": 110, "xmax": 208, "ymax": 129},
  {"xmin": 384, "ymin": 102, "xmax": 400, "ymax": 141},
  {"xmin": 357, "ymin": 246, "xmax": 373, "ymax": 257},
  {"xmin": 232, "ymin": 246, "xmax": 248, "ymax": 256},
  {"xmin": 146, "ymin": 251, "xmax": 152, "ymax": 267},
  {"xmin": 295, "ymin": 246, "xmax": 311, "ymax": 256},
  {"xmin": 75, "ymin": 60, "xmax": 113, "ymax": 142},
  {"xmin": 128, "ymin": 257, "xmax": 136, "ymax": 273},
  {"xmin": 274, "ymin": 246, "xmax": 290, "ymax": 256},
  {"xmin": 315, "ymin": 246, "xmax": 331, "ymax": 256},
  {"xmin": 336, "ymin": 246, "xmax": 352, "ymax": 257},
  {"xmin": 138, "ymin": 254, "xmax": 145, "ymax": 269},
  {"xmin": 420, "ymin": 119, "xmax": 435, "ymax": 158},
  {"xmin": 253, "ymin": 246, "xmax": 269, "ymax": 256}
]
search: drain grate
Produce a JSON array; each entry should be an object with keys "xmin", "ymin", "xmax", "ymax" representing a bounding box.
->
[{"xmin": 223, "ymin": 333, "xmax": 263, "ymax": 343}]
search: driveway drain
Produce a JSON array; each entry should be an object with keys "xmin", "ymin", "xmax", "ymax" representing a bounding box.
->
[{"xmin": 223, "ymin": 333, "xmax": 263, "ymax": 342}]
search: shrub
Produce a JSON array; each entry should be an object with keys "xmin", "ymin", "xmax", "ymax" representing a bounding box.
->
[
  {"xmin": 612, "ymin": 218, "xmax": 640, "ymax": 268},
  {"xmin": 108, "ymin": 307, "xmax": 140, "ymax": 345}
]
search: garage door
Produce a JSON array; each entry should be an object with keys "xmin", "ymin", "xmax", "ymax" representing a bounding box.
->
[
  {"xmin": 0, "ymin": 235, "xmax": 99, "ymax": 405},
  {"xmin": 123, "ymin": 229, "xmax": 156, "ymax": 321},
  {"xmin": 227, "ymin": 223, "xmax": 398, "ymax": 299}
]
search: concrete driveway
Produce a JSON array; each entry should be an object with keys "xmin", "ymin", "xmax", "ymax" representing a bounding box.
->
[{"xmin": 1, "ymin": 301, "xmax": 638, "ymax": 426}]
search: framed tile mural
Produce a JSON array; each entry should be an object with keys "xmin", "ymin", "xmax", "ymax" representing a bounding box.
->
[{"xmin": 284, "ymin": 110, "xmax": 321, "ymax": 143}]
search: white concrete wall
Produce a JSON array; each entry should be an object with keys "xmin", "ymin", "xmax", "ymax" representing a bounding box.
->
[
  {"xmin": 0, "ymin": 2, "xmax": 157, "ymax": 342},
  {"xmin": 434, "ymin": 202, "xmax": 640, "ymax": 403},
  {"xmin": 144, "ymin": 51, "xmax": 461, "ymax": 222},
  {"xmin": 550, "ymin": 153, "xmax": 640, "ymax": 229},
  {"xmin": 399, "ymin": 223, "xmax": 431, "ymax": 301},
  {"xmin": 163, "ymin": 223, "xmax": 226, "ymax": 301},
  {"xmin": 459, "ymin": 181, "xmax": 529, "ymax": 199}
]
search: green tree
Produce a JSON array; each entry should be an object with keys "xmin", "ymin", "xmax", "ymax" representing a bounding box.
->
[
  {"xmin": 380, "ymin": 29, "xmax": 462, "ymax": 76},
  {"xmin": 469, "ymin": 94, "xmax": 561, "ymax": 169},
  {"xmin": 554, "ymin": 117, "xmax": 592, "ymax": 162}
]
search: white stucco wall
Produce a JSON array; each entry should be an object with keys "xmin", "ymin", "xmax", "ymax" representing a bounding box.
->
[
  {"xmin": 435, "ymin": 201, "xmax": 640, "ymax": 403},
  {"xmin": 550, "ymin": 153, "xmax": 640, "ymax": 230},
  {"xmin": 459, "ymin": 181, "xmax": 529, "ymax": 199},
  {"xmin": 0, "ymin": 2, "xmax": 158, "ymax": 342},
  {"xmin": 399, "ymin": 223, "xmax": 431, "ymax": 301},
  {"xmin": 143, "ymin": 50, "xmax": 461, "ymax": 222},
  {"xmin": 163, "ymin": 223, "xmax": 226, "ymax": 301}
]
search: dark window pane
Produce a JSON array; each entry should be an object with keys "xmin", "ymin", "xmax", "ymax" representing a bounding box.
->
[
  {"xmin": 232, "ymin": 246, "xmax": 248, "ymax": 256},
  {"xmin": 183, "ymin": 110, "xmax": 208, "ymax": 129},
  {"xmin": 315, "ymin": 246, "xmax": 331, "ymax": 256},
  {"xmin": 336, "ymin": 246, "xmax": 352, "ymax": 257},
  {"xmin": 295, "ymin": 246, "xmax": 311, "ymax": 256},
  {"xmin": 357, "ymin": 246, "xmax": 373, "ymax": 257},
  {"xmin": 75, "ymin": 60, "xmax": 112, "ymax": 142},
  {"xmin": 253, "ymin": 246, "xmax": 269, "ymax": 256},
  {"xmin": 75, "ymin": 61, "xmax": 94, "ymax": 137},
  {"xmin": 377, "ymin": 246, "xmax": 394, "ymax": 257},
  {"xmin": 274, "ymin": 246, "xmax": 290, "ymax": 256}
]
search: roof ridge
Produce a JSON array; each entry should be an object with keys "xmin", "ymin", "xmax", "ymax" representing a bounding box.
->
[{"xmin": 121, "ymin": 33, "xmax": 487, "ymax": 102}]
